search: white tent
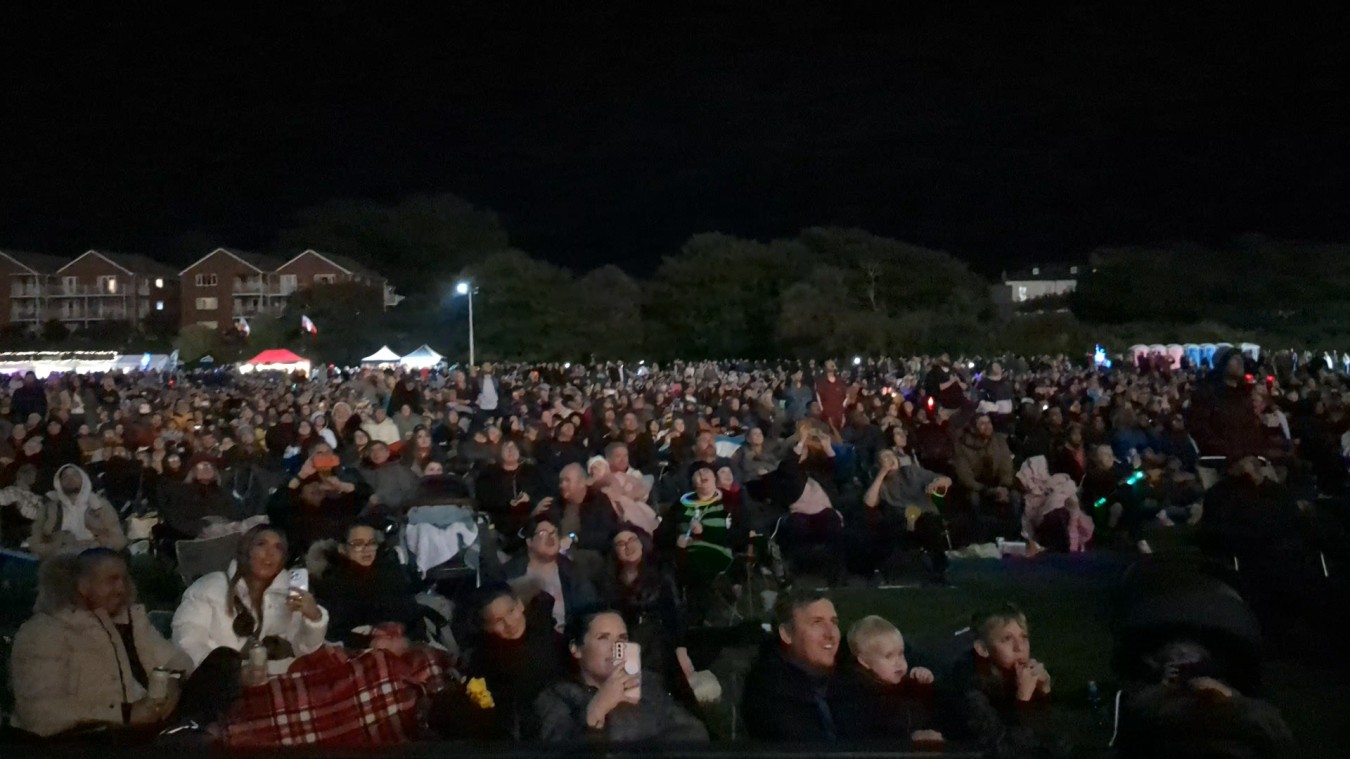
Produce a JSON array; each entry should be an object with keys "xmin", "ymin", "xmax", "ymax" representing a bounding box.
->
[
  {"xmin": 1239, "ymin": 343, "xmax": 1262, "ymax": 361},
  {"xmin": 361, "ymin": 345, "xmax": 401, "ymax": 364},
  {"xmin": 399, "ymin": 345, "xmax": 445, "ymax": 369}
]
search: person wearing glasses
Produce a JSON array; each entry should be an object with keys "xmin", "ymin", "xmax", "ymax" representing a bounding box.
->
[
  {"xmin": 308, "ymin": 521, "xmax": 426, "ymax": 647},
  {"xmin": 496, "ymin": 515, "xmax": 598, "ymax": 631}
]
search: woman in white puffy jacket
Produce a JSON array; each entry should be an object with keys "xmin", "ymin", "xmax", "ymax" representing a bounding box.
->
[{"xmin": 171, "ymin": 524, "xmax": 329, "ymax": 673}]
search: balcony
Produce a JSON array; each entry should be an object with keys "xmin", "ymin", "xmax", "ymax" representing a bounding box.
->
[
  {"xmin": 9, "ymin": 284, "xmax": 43, "ymax": 297},
  {"xmin": 50, "ymin": 285, "xmax": 133, "ymax": 297}
]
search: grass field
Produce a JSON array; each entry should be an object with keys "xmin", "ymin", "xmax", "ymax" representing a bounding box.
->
[{"xmin": 3, "ymin": 526, "xmax": 1346, "ymax": 756}]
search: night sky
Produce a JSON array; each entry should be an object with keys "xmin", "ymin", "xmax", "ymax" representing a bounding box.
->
[{"xmin": 2, "ymin": 4, "xmax": 1347, "ymax": 276}]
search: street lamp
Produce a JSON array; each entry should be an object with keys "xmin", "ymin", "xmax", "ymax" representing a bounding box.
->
[{"xmin": 455, "ymin": 280, "xmax": 476, "ymax": 367}]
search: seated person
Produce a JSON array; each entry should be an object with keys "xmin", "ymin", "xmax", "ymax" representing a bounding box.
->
[
  {"xmin": 534, "ymin": 608, "xmax": 709, "ymax": 742},
  {"xmin": 541, "ymin": 463, "xmax": 620, "ymax": 587},
  {"xmin": 861, "ymin": 449, "xmax": 952, "ymax": 582},
  {"xmin": 475, "ymin": 440, "xmax": 551, "ymax": 552},
  {"xmin": 764, "ymin": 427, "xmax": 846, "ymax": 581},
  {"xmin": 435, "ymin": 584, "xmax": 568, "ymax": 741},
  {"xmin": 10, "ymin": 548, "xmax": 193, "ymax": 738},
  {"xmin": 600, "ymin": 525, "xmax": 695, "ymax": 692},
  {"xmin": 358, "ymin": 441, "xmax": 420, "ymax": 517},
  {"xmin": 157, "ymin": 455, "xmax": 234, "ymax": 542},
  {"xmin": 308, "ymin": 521, "xmax": 427, "ymax": 647},
  {"xmin": 0, "ymin": 462, "xmax": 42, "ymax": 548},
  {"xmin": 589, "ymin": 451, "xmax": 659, "ymax": 534},
  {"xmin": 941, "ymin": 604, "xmax": 1063, "ymax": 758},
  {"xmin": 30, "ymin": 463, "xmax": 127, "ymax": 559},
  {"xmin": 172, "ymin": 525, "xmax": 329, "ymax": 673},
  {"xmin": 834, "ymin": 615, "xmax": 942, "ymax": 746},
  {"xmin": 953, "ymin": 415, "xmax": 1023, "ymax": 542},
  {"xmin": 1115, "ymin": 640, "xmax": 1295, "ymax": 759},
  {"xmin": 268, "ymin": 457, "xmax": 364, "ymax": 562},
  {"xmin": 547, "ymin": 462, "xmax": 621, "ymax": 556},
  {"xmin": 496, "ymin": 515, "xmax": 599, "ymax": 631},
  {"xmin": 741, "ymin": 589, "xmax": 843, "ymax": 741}
]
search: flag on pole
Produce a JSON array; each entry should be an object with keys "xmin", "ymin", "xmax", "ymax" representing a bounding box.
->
[
  {"xmin": 301, "ymin": 315, "xmax": 317, "ymax": 335},
  {"xmin": 236, "ymin": 317, "xmax": 251, "ymax": 337}
]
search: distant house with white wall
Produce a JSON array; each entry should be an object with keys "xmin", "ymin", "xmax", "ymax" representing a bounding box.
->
[{"xmin": 990, "ymin": 264, "xmax": 1080, "ymax": 312}]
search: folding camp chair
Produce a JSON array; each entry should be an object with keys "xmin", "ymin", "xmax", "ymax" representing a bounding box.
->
[{"xmin": 175, "ymin": 533, "xmax": 243, "ymax": 586}]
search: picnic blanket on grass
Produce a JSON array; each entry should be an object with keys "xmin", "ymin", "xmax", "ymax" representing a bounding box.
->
[{"xmin": 221, "ymin": 645, "xmax": 452, "ymax": 747}]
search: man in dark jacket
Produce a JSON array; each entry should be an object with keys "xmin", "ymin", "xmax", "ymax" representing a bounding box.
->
[
  {"xmin": 1187, "ymin": 348, "xmax": 1265, "ymax": 461},
  {"xmin": 11, "ymin": 372, "xmax": 48, "ymax": 422},
  {"xmin": 741, "ymin": 589, "xmax": 842, "ymax": 741}
]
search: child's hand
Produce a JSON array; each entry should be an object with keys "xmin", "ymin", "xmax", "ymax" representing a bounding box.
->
[
  {"xmin": 1014, "ymin": 663, "xmax": 1041, "ymax": 702},
  {"xmin": 908, "ymin": 667, "xmax": 935, "ymax": 685},
  {"xmin": 1027, "ymin": 659, "xmax": 1052, "ymax": 695}
]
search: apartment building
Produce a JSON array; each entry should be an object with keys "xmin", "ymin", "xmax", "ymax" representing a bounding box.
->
[
  {"xmin": 1, "ymin": 249, "xmax": 178, "ymax": 331},
  {"xmin": 179, "ymin": 248, "xmax": 288, "ymax": 329},
  {"xmin": 180, "ymin": 248, "xmax": 400, "ymax": 329}
]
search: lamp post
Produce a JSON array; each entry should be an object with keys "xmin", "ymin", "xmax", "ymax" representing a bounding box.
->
[{"xmin": 455, "ymin": 280, "xmax": 476, "ymax": 367}]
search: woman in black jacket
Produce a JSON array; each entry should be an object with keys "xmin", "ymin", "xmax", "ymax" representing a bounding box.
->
[
  {"xmin": 307, "ymin": 521, "xmax": 426, "ymax": 647},
  {"xmin": 598, "ymin": 525, "xmax": 694, "ymax": 694}
]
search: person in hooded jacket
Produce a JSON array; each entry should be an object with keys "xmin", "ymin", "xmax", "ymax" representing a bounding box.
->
[
  {"xmin": 1187, "ymin": 348, "xmax": 1267, "ymax": 461},
  {"xmin": 30, "ymin": 463, "xmax": 127, "ymax": 559},
  {"xmin": 9, "ymin": 548, "xmax": 193, "ymax": 738}
]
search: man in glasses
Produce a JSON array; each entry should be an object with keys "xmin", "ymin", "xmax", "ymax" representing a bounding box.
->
[{"xmin": 497, "ymin": 515, "xmax": 597, "ymax": 631}]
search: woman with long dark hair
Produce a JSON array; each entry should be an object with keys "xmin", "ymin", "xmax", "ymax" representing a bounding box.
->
[{"xmin": 171, "ymin": 524, "xmax": 329, "ymax": 673}]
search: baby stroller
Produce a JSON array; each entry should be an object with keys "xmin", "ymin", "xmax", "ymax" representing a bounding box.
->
[{"xmin": 1107, "ymin": 556, "xmax": 1265, "ymax": 752}]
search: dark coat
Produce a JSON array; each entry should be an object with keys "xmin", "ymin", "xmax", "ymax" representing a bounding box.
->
[
  {"xmin": 158, "ymin": 479, "xmax": 235, "ymax": 539},
  {"xmin": 1187, "ymin": 380, "xmax": 1265, "ymax": 460},
  {"xmin": 939, "ymin": 651, "xmax": 1060, "ymax": 759},
  {"xmin": 831, "ymin": 663, "xmax": 937, "ymax": 744},
  {"xmin": 461, "ymin": 595, "xmax": 568, "ymax": 741},
  {"xmin": 307, "ymin": 541, "xmax": 426, "ymax": 647},
  {"xmin": 741, "ymin": 639, "xmax": 839, "ymax": 741},
  {"xmin": 475, "ymin": 462, "xmax": 550, "ymax": 546}
]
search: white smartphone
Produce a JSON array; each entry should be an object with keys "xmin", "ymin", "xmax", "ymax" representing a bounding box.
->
[
  {"xmin": 613, "ymin": 641, "xmax": 642, "ymax": 702},
  {"xmin": 288, "ymin": 568, "xmax": 309, "ymax": 595}
]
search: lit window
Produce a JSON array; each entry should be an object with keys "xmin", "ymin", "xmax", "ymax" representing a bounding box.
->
[
  {"xmin": 1031, "ymin": 267, "xmax": 1040, "ymax": 276},
  {"xmin": 155, "ymin": 278, "xmax": 164, "ymax": 288},
  {"xmin": 1069, "ymin": 266, "xmax": 1079, "ymax": 275},
  {"xmin": 314, "ymin": 273, "xmax": 337, "ymax": 285},
  {"xmin": 195, "ymin": 297, "xmax": 218, "ymax": 310},
  {"xmin": 156, "ymin": 301, "xmax": 164, "ymax": 311},
  {"xmin": 1016, "ymin": 286, "xmax": 1029, "ymax": 302},
  {"xmin": 195, "ymin": 273, "xmax": 218, "ymax": 287}
]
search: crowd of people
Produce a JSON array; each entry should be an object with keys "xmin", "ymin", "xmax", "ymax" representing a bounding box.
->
[{"xmin": 2, "ymin": 348, "xmax": 1342, "ymax": 755}]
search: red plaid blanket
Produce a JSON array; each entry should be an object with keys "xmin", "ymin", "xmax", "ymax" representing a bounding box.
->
[{"xmin": 221, "ymin": 645, "xmax": 453, "ymax": 747}]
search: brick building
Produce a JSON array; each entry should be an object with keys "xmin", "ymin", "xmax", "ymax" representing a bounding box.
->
[
  {"xmin": 1, "ymin": 248, "xmax": 177, "ymax": 332},
  {"xmin": 179, "ymin": 248, "xmax": 399, "ymax": 329},
  {"xmin": 179, "ymin": 248, "xmax": 288, "ymax": 329}
]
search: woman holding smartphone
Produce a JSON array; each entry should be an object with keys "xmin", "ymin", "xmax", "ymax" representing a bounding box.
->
[
  {"xmin": 171, "ymin": 524, "xmax": 329, "ymax": 674},
  {"xmin": 535, "ymin": 609, "xmax": 708, "ymax": 743}
]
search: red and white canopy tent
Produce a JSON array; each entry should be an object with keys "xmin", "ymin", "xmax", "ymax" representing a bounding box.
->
[{"xmin": 238, "ymin": 348, "xmax": 312, "ymax": 375}]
